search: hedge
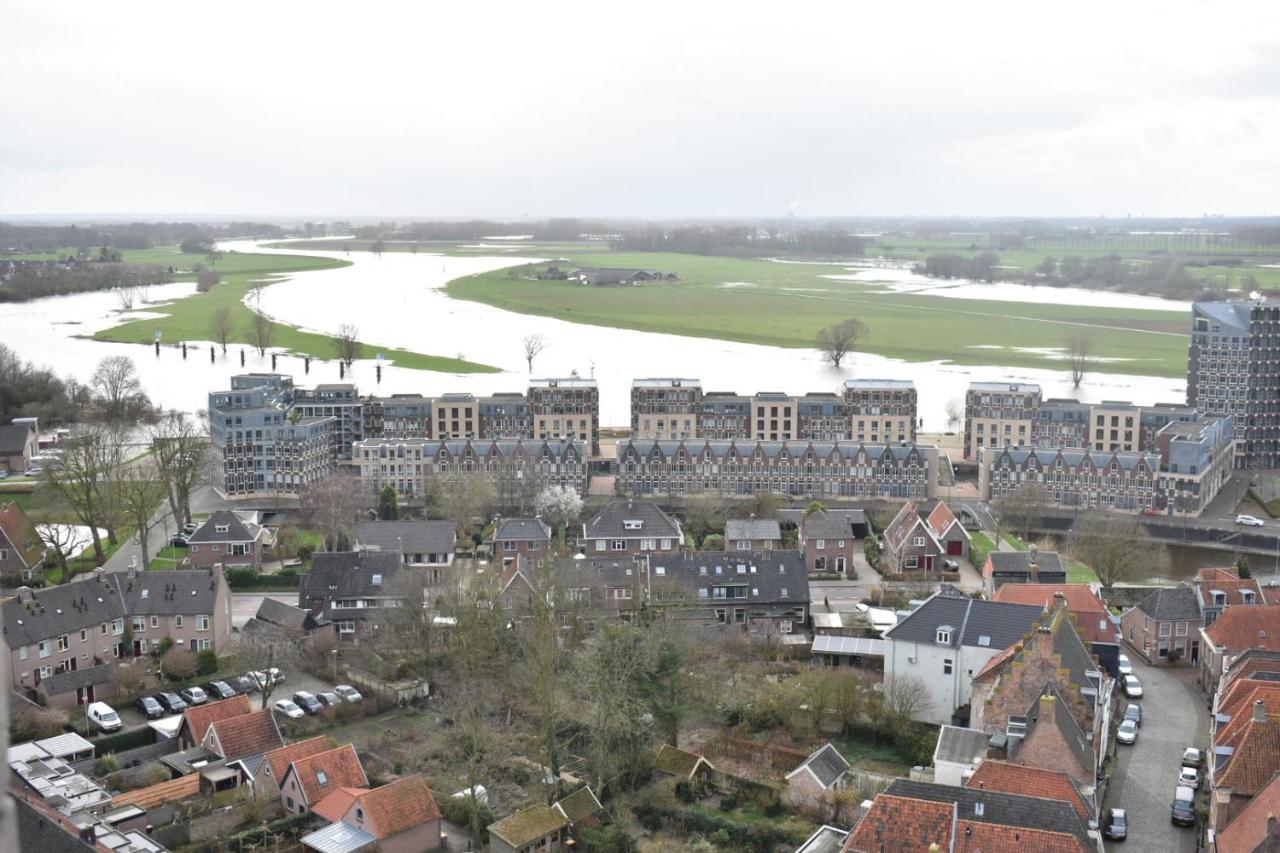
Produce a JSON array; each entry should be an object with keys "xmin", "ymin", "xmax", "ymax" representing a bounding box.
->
[
  {"xmin": 91, "ymin": 726, "xmax": 154, "ymax": 753},
  {"xmin": 226, "ymin": 568, "xmax": 300, "ymax": 591}
]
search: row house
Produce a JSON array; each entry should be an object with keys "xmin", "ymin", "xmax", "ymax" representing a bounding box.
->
[
  {"xmin": 354, "ymin": 438, "xmax": 590, "ymax": 504},
  {"xmin": 979, "ymin": 446, "xmax": 1161, "ymax": 513},
  {"xmin": 964, "ymin": 382, "xmax": 1042, "ymax": 460},
  {"xmin": 615, "ymin": 439, "xmax": 938, "ymax": 500},
  {"xmin": 1121, "ymin": 585, "xmax": 1202, "ymax": 664},
  {"xmin": 1195, "ymin": 566, "xmax": 1270, "ymax": 626},
  {"xmin": 582, "ymin": 500, "xmax": 684, "ymax": 556},
  {"xmin": 363, "ymin": 394, "xmax": 433, "ymax": 438},
  {"xmin": 1207, "ymin": 651, "xmax": 1280, "ymax": 843},
  {"xmin": 2, "ymin": 566, "xmax": 232, "ymax": 709},
  {"xmin": 1199, "ymin": 605, "xmax": 1280, "ymax": 691},
  {"xmin": 299, "ymin": 550, "xmax": 407, "ymax": 642}
]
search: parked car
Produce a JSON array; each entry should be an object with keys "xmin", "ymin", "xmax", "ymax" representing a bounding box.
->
[
  {"xmin": 273, "ymin": 699, "xmax": 305, "ymax": 719},
  {"xmin": 135, "ymin": 695, "xmax": 164, "ymax": 719},
  {"xmin": 155, "ymin": 692, "xmax": 187, "ymax": 714},
  {"xmin": 230, "ymin": 676, "xmax": 256, "ymax": 695},
  {"xmin": 1117, "ymin": 719, "xmax": 1138, "ymax": 745},
  {"xmin": 1118, "ymin": 654, "xmax": 1133, "ymax": 676},
  {"xmin": 87, "ymin": 702, "xmax": 122, "ymax": 732},
  {"xmin": 292, "ymin": 691, "xmax": 323, "ymax": 716},
  {"xmin": 246, "ymin": 668, "xmax": 284, "ymax": 690},
  {"xmin": 179, "ymin": 687, "xmax": 208, "ymax": 706},
  {"xmin": 170, "ymin": 534, "xmax": 190, "ymax": 548},
  {"xmin": 1103, "ymin": 808, "xmax": 1128, "ymax": 841},
  {"xmin": 1182, "ymin": 747, "xmax": 1205, "ymax": 769},
  {"xmin": 942, "ymin": 559, "xmax": 959, "ymax": 571},
  {"xmin": 204, "ymin": 681, "xmax": 236, "ymax": 700},
  {"xmin": 182, "ymin": 522, "xmax": 199, "ymax": 537},
  {"xmin": 1179, "ymin": 766, "xmax": 1201, "ymax": 789},
  {"xmin": 316, "ymin": 691, "xmax": 342, "ymax": 708},
  {"xmin": 1124, "ymin": 703, "xmax": 1142, "ymax": 727},
  {"xmin": 1171, "ymin": 785, "xmax": 1197, "ymax": 826},
  {"xmin": 1123, "ymin": 674, "xmax": 1144, "ymax": 698},
  {"xmin": 1236, "ymin": 514, "xmax": 1265, "ymax": 527},
  {"xmin": 333, "ymin": 684, "xmax": 363, "ymax": 703}
]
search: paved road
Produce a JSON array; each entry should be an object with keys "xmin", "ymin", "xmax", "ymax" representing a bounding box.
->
[
  {"xmin": 230, "ymin": 592, "xmax": 299, "ymax": 629},
  {"xmin": 1103, "ymin": 658, "xmax": 1207, "ymax": 853}
]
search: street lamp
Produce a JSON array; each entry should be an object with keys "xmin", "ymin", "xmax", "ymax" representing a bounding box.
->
[{"xmin": 330, "ymin": 649, "xmax": 339, "ymax": 684}]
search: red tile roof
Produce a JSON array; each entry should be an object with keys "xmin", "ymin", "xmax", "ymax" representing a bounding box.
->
[
  {"xmin": 1204, "ymin": 605, "xmax": 1280, "ymax": 652},
  {"xmin": 0, "ymin": 502, "xmax": 44, "ymax": 569},
  {"xmin": 926, "ymin": 502, "xmax": 965, "ymax": 539},
  {"xmin": 288, "ymin": 744, "xmax": 368, "ymax": 806},
  {"xmin": 1223, "ymin": 651, "xmax": 1280, "ymax": 693},
  {"xmin": 845, "ymin": 794, "xmax": 954, "ymax": 852},
  {"xmin": 1199, "ymin": 567, "xmax": 1245, "ymax": 582},
  {"xmin": 183, "ymin": 695, "xmax": 251, "ymax": 744},
  {"xmin": 353, "ymin": 774, "xmax": 442, "ymax": 839},
  {"xmin": 1214, "ymin": 684, "xmax": 1280, "ymax": 751},
  {"xmin": 992, "ymin": 584, "xmax": 1113, "ymax": 644},
  {"xmin": 312, "ymin": 786, "xmax": 368, "ymax": 823},
  {"xmin": 966, "ymin": 761, "xmax": 1091, "ymax": 822},
  {"xmin": 1215, "ymin": 771, "xmax": 1280, "ymax": 853},
  {"xmin": 262, "ymin": 736, "xmax": 334, "ymax": 783},
  {"xmin": 206, "ymin": 708, "xmax": 283, "ymax": 760},
  {"xmin": 953, "ymin": 821, "xmax": 1087, "ymax": 852},
  {"xmin": 1216, "ymin": 716, "xmax": 1280, "ymax": 796},
  {"xmin": 1199, "ymin": 578, "xmax": 1267, "ymax": 608}
]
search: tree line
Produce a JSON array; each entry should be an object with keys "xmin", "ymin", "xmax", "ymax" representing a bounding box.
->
[
  {"xmin": 611, "ymin": 225, "xmax": 867, "ymax": 258},
  {"xmin": 0, "ymin": 261, "xmax": 174, "ymax": 302},
  {"xmin": 0, "ymin": 221, "xmax": 285, "ymax": 254},
  {"xmin": 914, "ymin": 250, "xmax": 1229, "ymax": 297}
]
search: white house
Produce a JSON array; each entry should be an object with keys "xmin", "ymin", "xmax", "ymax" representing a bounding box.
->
[{"xmin": 932, "ymin": 725, "xmax": 992, "ymax": 786}]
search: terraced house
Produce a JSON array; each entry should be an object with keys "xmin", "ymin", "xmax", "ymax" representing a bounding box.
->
[{"xmin": 615, "ymin": 439, "xmax": 938, "ymax": 500}]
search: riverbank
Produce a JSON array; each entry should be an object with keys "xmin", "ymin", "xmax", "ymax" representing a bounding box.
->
[{"xmin": 91, "ymin": 246, "xmax": 500, "ymax": 373}]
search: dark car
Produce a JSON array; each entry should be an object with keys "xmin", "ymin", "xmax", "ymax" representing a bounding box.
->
[
  {"xmin": 155, "ymin": 692, "xmax": 187, "ymax": 714},
  {"xmin": 1172, "ymin": 786, "xmax": 1197, "ymax": 826},
  {"xmin": 292, "ymin": 691, "xmax": 323, "ymax": 716},
  {"xmin": 1123, "ymin": 703, "xmax": 1142, "ymax": 727},
  {"xmin": 316, "ymin": 691, "xmax": 342, "ymax": 708},
  {"xmin": 204, "ymin": 681, "xmax": 236, "ymax": 700},
  {"xmin": 135, "ymin": 695, "xmax": 164, "ymax": 719},
  {"xmin": 170, "ymin": 534, "xmax": 190, "ymax": 548},
  {"xmin": 230, "ymin": 676, "xmax": 257, "ymax": 695},
  {"xmin": 1103, "ymin": 808, "xmax": 1127, "ymax": 841}
]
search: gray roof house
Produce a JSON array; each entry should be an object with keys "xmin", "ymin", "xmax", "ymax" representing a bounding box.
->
[
  {"xmin": 353, "ymin": 520, "xmax": 456, "ymax": 566},
  {"xmin": 882, "ymin": 778, "xmax": 1092, "ymax": 844},
  {"xmin": 1120, "ymin": 583, "xmax": 1203, "ymax": 664},
  {"xmin": 300, "ymin": 551, "xmax": 408, "ymax": 640},
  {"xmin": 494, "ymin": 518, "xmax": 553, "ymax": 543},
  {"xmin": 242, "ymin": 597, "xmax": 328, "ymax": 643},
  {"xmin": 648, "ymin": 550, "xmax": 810, "ymax": 632},
  {"xmin": 725, "ymin": 518, "xmax": 782, "ymax": 549},
  {"xmin": 932, "ymin": 725, "xmax": 994, "ymax": 785},
  {"xmin": 983, "ymin": 548, "xmax": 1067, "ymax": 594},
  {"xmin": 799, "ymin": 509, "xmax": 868, "ymax": 540},
  {"xmin": 786, "ymin": 743, "xmax": 851, "ymax": 790},
  {"xmin": 583, "ymin": 500, "xmax": 683, "ymax": 554},
  {"xmin": 883, "ymin": 586, "xmax": 1043, "ymax": 725}
]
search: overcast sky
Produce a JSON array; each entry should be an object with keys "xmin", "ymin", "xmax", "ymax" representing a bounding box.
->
[{"xmin": 4, "ymin": 0, "xmax": 1278, "ymax": 219}]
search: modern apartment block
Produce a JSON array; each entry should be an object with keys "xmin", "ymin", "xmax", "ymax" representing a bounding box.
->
[
  {"xmin": 796, "ymin": 393, "xmax": 852, "ymax": 441},
  {"xmin": 479, "ymin": 392, "xmax": 534, "ymax": 439},
  {"xmin": 293, "ymin": 383, "xmax": 364, "ymax": 460},
  {"xmin": 631, "ymin": 378, "xmax": 701, "ymax": 440},
  {"xmin": 528, "ymin": 377, "xmax": 599, "ymax": 455},
  {"xmin": 354, "ymin": 437, "xmax": 590, "ymax": 502},
  {"xmin": 433, "ymin": 392, "xmax": 479, "ymax": 439},
  {"xmin": 363, "ymin": 394, "xmax": 432, "ymax": 437},
  {"xmin": 963, "ymin": 382, "xmax": 1042, "ymax": 460},
  {"xmin": 1032, "ymin": 398, "xmax": 1091, "ymax": 448},
  {"xmin": 843, "ymin": 379, "xmax": 918, "ymax": 444},
  {"xmin": 208, "ymin": 374, "xmax": 334, "ymax": 496},
  {"xmin": 1188, "ymin": 300, "xmax": 1280, "ymax": 469},
  {"xmin": 750, "ymin": 392, "xmax": 799, "ymax": 441},
  {"xmin": 616, "ymin": 439, "xmax": 938, "ymax": 500},
  {"xmin": 1155, "ymin": 415, "xmax": 1237, "ymax": 514},
  {"xmin": 698, "ymin": 392, "xmax": 752, "ymax": 440}
]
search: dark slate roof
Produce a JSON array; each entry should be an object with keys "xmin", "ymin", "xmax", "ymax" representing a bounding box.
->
[
  {"xmin": 795, "ymin": 744, "xmax": 850, "ymax": 788},
  {"xmin": 494, "ymin": 518, "xmax": 552, "ymax": 542},
  {"xmin": 123, "ymin": 567, "xmax": 224, "ymax": 616},
  {"xmin": 934, "ymin": 725, "xmax": 993, "ymax": 765},
  {"xmin": 353, "ymin": 520, "xmax": 456, "ymax": 554},
  {"xmin": 14, "ymin": 796, "xmax": 96, "ymax": 853},
  {"xmin": 884, "ymin": 587, "xmax": 1042, "ymax": 650},
  {"xmin": 725, "ymin": 519, "xmax": 782, "ymax": 542},
  {"xmin": 41, "ymin": 662, "xmax": 114, "ymax": 696},
  {"xmin": 649, "ymin": 550, "xmax": 808, "ymax": 605},
  {"xmin": 255, "ymin": 597, "xmax": 313, "ymax": 630},
  {"xmin": 987, "ymin": 550, "xmax": 1066, "ymax": 577},
  {"xmin": 801, "ymin": 509, "xmax": 865, "ymax": 539},
  {"xmin": 1133, "ymin": 584, "xmax": 1201, "ymax": 621},
  {"xmin": 187, "ymin": 510, "xmax": 262, "ymax": 544},
  {"xmin": 0, "ymin": 423, "xmax": 32, "ymax": 455},
  {"xmin": 883, "ymin": 778, "xmax": 1089, "ymax": 843},
  {"xmin": 584, "ymin": 500, "xmax": 682, "ymax": 540},
  {"xmin": 2, "ymin": 574, "xmax": 126, "ymax": 647},
  {"xmin": 301, "ymin": 550, "xmax": 402, "ymax": 600}
]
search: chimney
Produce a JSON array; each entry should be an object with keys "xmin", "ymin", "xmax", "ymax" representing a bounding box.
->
[
  {"xmin": 1254, "ymin": 699, "xmax": 1268, "ymax": 723},
  {"xmin": 1267, "ymin": 814, "xmax": 1278, "ymax": 839},
  {"xmin": 1028, "ymin": 543, "xmax": 1039, "ymax": 582}
]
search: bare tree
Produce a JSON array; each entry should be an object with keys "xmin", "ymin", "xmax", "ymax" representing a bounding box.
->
[
  {"xmin": 522, "ymin": 334, "xmax": 547, "ymax": 372},
  {"xmin": 817, "ymin": 318, "xmax": 869, "ymax": 369},
  {"xmin": 300, "ymin": 471, "xmax": 366, "ymax": 551},
  {"xmin": 210, "ymin": 306, "xmax": 234, "ymax": 353},
  {"xmin": 880, "ymin": 674, "xmax": 932, "ymax": 725},
  {"xmin": 117, "ymin": 286, "xmax": 140, "ymax": 311},
  {"xmin": 335, "ymin": 323, "xmax": 361, "ymax": 364},
  {"xmin": 232, "ymin": 637, "xmax": 295, "ymax": 709},
  {"xmin": 41, "ymin": 425, "xmax": 126, "ymax": 564},
  {"xmin": 993, "ymin": 482, "xmax": 1051, "ymax": 542},
  {"xmin": 247, "ymin": 311, "xmax": 274, "ymax": 357},
  {"xmin": 149, "ymin": 412, "xmax": 210, "ymax": 527},
  {"xmin": 1068, "ymin": 510, "xmax": 1169, "ymax": 588},
  {"xmin": 32, "ymin": 495, "xmax": 81, "ymax": 579},
  {"xmin": 577, "ymin": 625, "xmax": 653, "ymax": 791},
  {"xmin": 205, "ymin": 247, "xmax": 224, "ymax": 266},
  {"xmin": 370, "ymin": 239, "xmax": 385, "ymax": 257},
  {"xmin": 945, "ymin": 398, "xmax": 963, "ymax": 432},
  {"xmin": 427, "ymin": 473, "xmax": 496, "ymax": 541},
  {"xmin": 516, "ymin": 570, "xmax": 569, "ymax": 793},
  {"xmin": 1066, "ymin": 330, "xmax": 1094, "ymax": 387},
  {"xmin": 116, "ymin": 464, "xmax": 169, "ymax": 569},
  {"xmin": 90, "ymin": 355, "xmax": 143, "ymax": 422}
]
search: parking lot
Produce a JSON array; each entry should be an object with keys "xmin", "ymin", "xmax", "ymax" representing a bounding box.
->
[{"xmin": 1103, "ymin": 657, "xmax": 1208, "ymax": 852}]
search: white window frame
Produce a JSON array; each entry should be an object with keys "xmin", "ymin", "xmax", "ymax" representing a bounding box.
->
[{"xmin": 197, "ymin": 615, "xmax": 210, "ymax": 631}]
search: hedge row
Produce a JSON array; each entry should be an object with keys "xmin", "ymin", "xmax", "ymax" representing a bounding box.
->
[
  {"xmin": 225, "ymin": 568, "xmax": 300, "ymax": 591},
  {"xmin": 632, "ymin": 802, "xmax": 808, "ymax": 852}
]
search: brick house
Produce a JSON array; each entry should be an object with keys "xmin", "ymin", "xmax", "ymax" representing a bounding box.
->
[
  {"xmin": 1121, "ymin": 584, "xmax": 1202, "ymax": 664},
  {"xmin": 925, "ymin": 502, "xmax": 970, "ymax": 559},
  {"xmin": 299, "ymin": 550, "xmax": 407, "ymax": 642},
  {"xmin": 1209, "ymin": 695, "xmax": 1280, "ymax": 838},
  {"xmin": 0, "ymin": 501, "xmax": 45, "ymax": 584},
  {"xmin": 488, "ymin": 803, "xmax": 569, "ymax": 853},
  {"xmin": 964, "ymin": 761, "xmax": 1093, "ymax": 823},
  {"xmin": 0, "ymin": 418, "xmax": 38, "ymax": 474},
  {"xmin": 992, "ymin": 584, "xmax": 1117, "ymax": 645},
  {"xmin": 999, "ymin": 687, "xmax": 1095, "ymax": 790},
  {"xmin": 187, "ymin": 510, "xmax": 271, "ymax": 569},
  {"xmin": 308, "ymin": 774, "xmax": 443, "ymax": 853},
  {"xmin": 1195, "ymin": 567, "xmax": 1269, "ymax": 626},
  {"xmin": 724, "ymin": 517, "xmax": 782, "ymax": 552},
  {"xmin": 280, "ymin": 743, "xmax": 368, "ymax": 814},
  {"xmin": 881, "ymin": 500, "xmax": 944, "ymax": 574},
  {"xmin": 178, "ymin": 694, "xmax": 252, "ymax": 748},
  {"xmin": 1199, "ymin": 605, "xmax": 1280, "ymax": 690},
  {"xmin": 489, "ymin": 517, "xmax": 553, "ymax": 568},
  {"xmin": 799, "ymin": 509, "xmax": 863, "ymax": 574},
  {"xmin": 582, "ymin": 500, "xmax": 683, "ymax": 557},
  {"xmin": 982, "ymin": 547, "xmax": 1067, "ymax": 596},
  {"xmin": 201, "ymin": 708, "xmax": 284, "ymax": 762},
  {"xmin": 784, "ymin": 743, "xmax": 851, "ymax": 817},
  {"xmin": 1215, "ymin": 773, "xmax": 1280, "ymax": 853},
  {"xmin": 254, "ymin": 736, "xmax": 334, "ymax": 800}
]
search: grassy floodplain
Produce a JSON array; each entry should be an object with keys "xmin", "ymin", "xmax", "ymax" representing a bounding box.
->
[{"xmin": 86, "ymin": 246, "xmax": 499, "ymax": 373}]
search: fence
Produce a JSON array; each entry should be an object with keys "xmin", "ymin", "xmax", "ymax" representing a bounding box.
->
[
  {"xmin": 701, "ymin": 734, "xmax": 811, "ymax": 781},
  {"xmin": 71, "ymin": 739, "xmax": 178, "ymax": 775}
]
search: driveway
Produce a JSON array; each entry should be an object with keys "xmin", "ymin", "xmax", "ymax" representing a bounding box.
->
[
  {"xmin": 230, "ymin": 592, "xmax": 299, "ymax": 629},
  {"xmin": 1103, "ymin": 658, "xmax": 1207, "ymax": 852}
]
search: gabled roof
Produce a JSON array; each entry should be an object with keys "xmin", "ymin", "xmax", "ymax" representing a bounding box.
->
[
  {"xmin": 493, "ymin": 518, "xmax": 552, "ymax": 542},
  {"xmin": 725, "ymin": 518, "xmax": 782, "ymax": 542},
  {"xmin": 965, "ymin": 761, "xmax": 1091, "ymax": 822},
  {"xmin": 1196, "ymin": 571, "xmax": 1266, "ymax": 609},
  {"xmin": 262, "ymin": 736, "xmax": 335, "ymax": 783},
  {"xmin": 553, "ymin": 785, "xmax": 603, "ymax": 823},
  {"xmin": 1215, "ymin": 711, "xmax": 1280, "ymax": 795},
  {"xmin": 648, "ymin": 550, "xmax": 808, "ymax": 605},
  {"xmin": 846, "ymin": 793, "xmax": 955, "ymax": 852},
  {"xmin": 255, "ymin": 597, "xmax": 318, "ymax": 631},
  {"xmin": 488, "ymin": 803, "xmax": 569, "ymax": 848},
  {"xmin": 1204, "ymin": 604, "xmax": 1280, "ymax": 652},
  {"xmin": 926, "ymin": 502, "xmax": 968, "ymax": 542},
  {"xmin": 991, "ymin": 584, "xmax": 1114, "ymax": 644},
  {"xmin": 0, "ymin": 502, "xmax": 45, "ymax": 569},
  {"xmin": 188, "ymin": 510, "xmax": 262, "ymax": 544},
  {"xmin": 1215, "ymin": 771, "xmax": 1280, "ymax": 853},
  {"xmin": 884, "ymin": 586, "xmax": 1042, "ymax": 651},
  {"xmin": 287, "ymin": 744, "xmax": 368, "ymax": 805},
  {"xmin": 302, "ymin": 550, "xmax": 403, "ymax": 600},
  {"xmin": 934, "ymin": 725, "xmax": 991, "ymax": 766},
  {"xmin": 312, "ymin": 786, "xmax": 368, "ymax": 823},
  {"xmin": 882, "ymin": 501, "xmax": 938, "ymax": 553},
  {"xmin": 984, "ymin": 550, "xmax": 1066, "ymax": 579},
  {"xmin": 182, "ymin": 695, "xmax": 252, "ymax": 745},
  {"xmin": 1132, "ymin": 584, "xmax": 1200, "ymax": 621},
  {"xmin": 1214, "ymin": 683, "xmax": 1280, "ymax": 750},
  {"xmin": 952, "ymin": 821, "xmax": 1086, "ymax": 853},
  {"xmin": 122, "ymin": 566, "xmax": 225, "ymax": 616},
  {"xmin": 883, "ymin": 778, "xmax": 1090, "ymax": 843},
  {"xmin": 353, "ymin": 520, "xmax": 456, "ymax": 554},
  {"xmin": 0, "ymin": 423, "xmax": 34, "ymax": 455},
  {"xmin": 654, "ymin": 744, "xmax": 712, "ymax": 779},
  {"xmin": 347, "ymin": 774, "xmax": 440, "ymax": 838},
  {"xmin": 204, "ymin": 708, "xmax": 283, "ymax": 761},
  {"xmin": 2, "ymin": 573, "xmax": 126, "ymax": 647},
  {"xmin": 1019, "ymin": 686, "xmax": 1093, "ymax": 781},
  {"xmin": 801, "ymin": 509, "xmax": 865, "ymax": 540},
  {"xmin": 786, "ymin": 743, "xmax": 850, "ymax": 789},
  {"xmin": 583, "ymin": 500, "xmax": 682, "ymax": 541}
]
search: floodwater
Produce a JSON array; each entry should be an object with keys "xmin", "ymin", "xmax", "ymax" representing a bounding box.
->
[{"xmin": 0, "ymin": 240, "xmax": 1187, "ymax": 430}]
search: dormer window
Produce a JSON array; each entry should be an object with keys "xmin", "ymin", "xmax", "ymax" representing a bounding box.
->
[
  {"xmin": 1243, "ymin": 591, "xmax": 1257, "ymax": 604},
  {"xmin": 215, "ymin": 524, "xmax": 230, "ymax": 534},
  {"xmin": 371, "ymin": 574, "xmax": 383, "ymax": 585},
  {"xmin": 936, "ymin": 626, "xmax": 953, "ymax": 645},
  {"xmin": 623, "ymin": 520, "xmax": 643, "ymax": 531},
  {"xmin": 1213, "ymin": 590, "xmax": 1226, "ymax": 606}
]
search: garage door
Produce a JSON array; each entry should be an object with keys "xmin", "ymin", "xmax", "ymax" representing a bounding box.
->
[{"xmin": 947, "ymin": 540, "xmax": 963, "ymax": 555}]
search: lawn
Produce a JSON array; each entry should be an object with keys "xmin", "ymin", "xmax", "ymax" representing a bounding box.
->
[
  {"xmin": 969, "ymin": 532, "xmax": 999, "ymax": 570},
  {"xmin": 86, "ymin": 247, "xmax": 499, "ymax": 374},
  {"xmin": 446, "ymin": 253, "xmax": 1190, "ymax": 378}
]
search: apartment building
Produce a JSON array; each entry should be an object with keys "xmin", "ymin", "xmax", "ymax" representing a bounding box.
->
[
  {"xmin": 208, "ymin": 374, "xmax": 333, "ymax": 496},
  {"xmin": 631, "ymin": 378, "xmax": 701, "ymax": 440},
  {"xmin": 1156, "ymin": 414, "xmax": 1237, "ymax": 514},
  {"xmin": 1188, "ymin": 300, "xmax": 1280, "ymax": 469},
  {"xmin": 363, "ymin": 394, "xmax": 432, "ymax": 438},
  {"xmin": 1087, "ymin": 401, "xmax": 1141, "ymax": 453},
  {"xmin": 843, "ymin": 378, "xmax": 917, "ymax": 444},
  {"xmin": 529, "ymin": 377, "xmax": 599, "ymax": 455},
  {"xmin": 797, "ymin": 393, "xmax": 852, "ymax": 441},
  {"xmin": 354, "ymin": 437, "xmax": 590, "ymax": 502},
  {"xmin": 1033, "ymin": 398, "xmax": 1200, "ymax": 455},
  {"xmin": 697, "ymin": 392, "xmax": 752, "ymax": 439},
  {"xmin": 615, "ymin": 439, "xmax": 938, "ymax": 500},
  {"xmin": 433, "ymin": 392, "xmax": 478, "ymax": 439},
  {"xmin": 964, "ymin": 382, "xmax": 1042, "ymax": 459},
  {"xmin": 1032, "ymin": 398, "xmax": 1091, "ymax": 448},
  {"xmin": 293, "ymin": 383, "xmax": 363, "ymax": 460},
  {"xmin": 479, "ymin": 392, "xmax": 534, "ymax": 439},
  {"xmin": 750, "ymin": 392, "xmax": 798, "ymax": 441}
]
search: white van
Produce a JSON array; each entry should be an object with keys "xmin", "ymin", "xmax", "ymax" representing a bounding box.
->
[{"xmin": 87, "ymin": 702, "xmax": 122, "ymax": 732}]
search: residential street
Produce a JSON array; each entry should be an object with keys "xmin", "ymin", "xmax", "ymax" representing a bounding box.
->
[{"xmin": 1103, "ymin": 658, "xmax": 1207, "ymax": 853}]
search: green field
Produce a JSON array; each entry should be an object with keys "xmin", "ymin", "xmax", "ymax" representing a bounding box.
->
[
  {"xmin": 445, "ymin": 251, "xmax": 1190, "ymax": 377},
  {"xmin": 89, "ymin": 247, "xmax": 499, "ymax": 373}
]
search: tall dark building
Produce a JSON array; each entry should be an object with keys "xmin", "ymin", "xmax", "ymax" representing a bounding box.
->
[{"xmin": 1188, "ymin": 301, "xmax": 1280, "ymax": 468}]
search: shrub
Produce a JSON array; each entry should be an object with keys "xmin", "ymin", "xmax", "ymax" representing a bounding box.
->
[
  {"xmin": 578, "ymin": 825, "xmax": 638, "ymax": 853},
  {"xmin": 718, "ymin": 795, "xmax": 737, "ymax": 811},
  {"xmin": 162, "ymin": 647, "xmax": 198, "ymax": 682},
  {"xmin": 92, "ymin": 726, "xmax": 154, "ymax": 754},
  {"xmin": 94, "ymin": 754, "xmax": 121, "ymax": 776},
  {"xmin": 11, "ymin": 702, "xmax": 68, "ymax": 742},
  {"xmin": 196, "ymin": 649, "xmax": 218, "ymax": 675},
  {"xmin": 440, "ymin": 794, "xmax": 494, "ymax": 833}
]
